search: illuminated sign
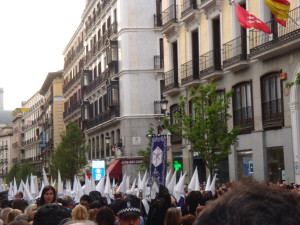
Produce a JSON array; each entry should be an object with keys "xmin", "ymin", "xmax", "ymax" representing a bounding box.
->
[{"xmin": 92, "ymin": 160, "xmax": 105, "ymax": 181}]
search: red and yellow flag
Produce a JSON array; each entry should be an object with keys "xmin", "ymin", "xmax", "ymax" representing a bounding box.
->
[{"xmin": 263, "ymin": 0, "xmax": 290, "ymax": 26}]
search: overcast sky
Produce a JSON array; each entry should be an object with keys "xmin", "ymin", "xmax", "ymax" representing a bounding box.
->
[{"xmin": 0, "ymin": 0, "xmax": 85, "ymax": 110}]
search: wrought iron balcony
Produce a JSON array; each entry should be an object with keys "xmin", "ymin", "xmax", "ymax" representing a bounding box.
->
[
  {"xmin": 249, "ymin": 6, "xmax": 300, "ymax": 59},
  {"xmin": 181, "ymin": 0, "xmax": 200, "ymax": 19},
  {"xmin": 162, "ymin": 5, "xmax": 178, "ymax": 30},
  {"xmin": 63, "ymin": 101, "xmax": 81, "ymax": 119},
  {"xmin": 223, "ymin": 36, "xmax": 249, "ymax": 72},
  {"xmin": 233, "ymin": 106, "xmax": 254, "ymax": 134},
  {"xmin": 63, "ymin": 72, "xmax": 82, "ymax": 94},
  {"xmin": 85, "ymin": 69, "xmax": 110, "ymax": 95},
  {"xmin": 199, "ymin": 49, "xmax": 222, "ymax": 79},
  {"xmin": 154, "ymin": 14, "xmax": 162, "ymax": 27},
  {"xmin": 107, "ymin": 22, "xmax": 118, "ymax": 39},
  {"xmin": 181, "ymin": 58, "xmax": 200, "ymax": 86},
  {"xmin": 262, "ymin": 99, "xmax": 283, "ymax": 129},
  {"xmin": 163, "ymin": 69, "xmax": 180, "ymax": 95},
  {"xmin": 86, "ymin": 107, "xmax": 120, "ymax": 130},
  {"xmin": 154, "ymin": 55, "xmax": 164, "ymax": 69}
]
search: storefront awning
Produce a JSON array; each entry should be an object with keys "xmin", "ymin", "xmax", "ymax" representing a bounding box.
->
[{"xmin": 106, "ymin": 159, "xmax": 122, "ymax": 179}]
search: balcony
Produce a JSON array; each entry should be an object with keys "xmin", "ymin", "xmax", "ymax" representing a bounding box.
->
[
  {"xmin": 63, "ymin": 101, "xmax": 81, "ymax": 119},
  {"xmin": 223, "ymin": 36, "xmax": 249, "ymax": 72},
  {"xmin": 262, "ymin": 99, "xmax": 283, "ymax": 129},
  {"xmin": 107, "ymin": 22, "xmax": 118, "ymax": 40},
  {"xmin": 63, "ymin": 72, "xmax": 82, "ymax": 95},
  {"xmin": 154, "ymin": 55, "xmax": 164, "ymax": 70},
  {"xmin": 154, "ymin": 14, "xmax": 162, "ymax": 27},
  {"xmin": 249, "ymin": 6, "xmax": 300, "ymax": 60},
  {"xmin": 199, "ymin": 0, "xmax": 215, "ymax": 9},
  {"xmin": 85, "ymin": 69, "xmax": 110, "ymax": 95},
  {"xmin": 233, "ymin": 106, "xmax": 254, "ymax": 134},
  {"xmin": 102, "ymin": 0, "xmax": 110, "ymax": 12},
  {"xmin": 199, "ymin": 49, "xmax": 223, "ymax": 80},
  {"xmin": 181, "ymin": 58, "xmax": 200, "ymax": 87},
  {"xmin": 162, "ymin": 4, "xmax": 179, "ymax": 34},
  {"xmin": 163, "ymin": 69, "xmax": 180, "ymax": 96},
  {"xmin": 181, "ymin": 0, "xmax": 200, "ymax": 22},
  {"xmin": 86, "ymin": 107, "xmax": 120, "ymax": 130}
]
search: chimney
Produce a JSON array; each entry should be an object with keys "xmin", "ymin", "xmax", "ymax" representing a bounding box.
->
[{"xmin": 0, "ymin": 88, "xmax": 3, "ymax": 111}]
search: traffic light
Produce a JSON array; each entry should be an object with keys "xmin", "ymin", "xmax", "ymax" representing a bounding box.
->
[{"xmin": 173, "ymin": 160, "xmax": 182, "ymax": 171}]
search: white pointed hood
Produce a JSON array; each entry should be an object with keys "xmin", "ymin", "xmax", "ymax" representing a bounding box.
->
[
  {"xmin": 205, "ymin": 174, "xmax": 211, "ymax": 191},
  {"xmin": 167, "ymin": 171, "xmax": 176, "ymax": 196},
  {"xmin": 188, "ymin": 168, "xmax": 199, "ymax": 191},
  {"xmin": 174, "ymin": 172, "xmax": 186, "ymax": 202},
  {"xmin": 165, "ymin": 170, "xmax": 172, "ymax": 187},
  {"xmin": 96, "ymin": 177, "xmax": 105, "ymax": 196},
  {"xmin": 42, "ymin": 167, "xmax": 49, "ymax": 186},
  {"xmin": 208, "ymin": 174, "xmax": 217, "ymax": 196},
  {"xmin": 57, "ymin": 170, "xmax": 63, "ymax": 197}
]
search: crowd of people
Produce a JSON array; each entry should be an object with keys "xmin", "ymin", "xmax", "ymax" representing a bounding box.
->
[{"xmin": 0, "ymin": 180, "xmax": 299, "ymax": 225}]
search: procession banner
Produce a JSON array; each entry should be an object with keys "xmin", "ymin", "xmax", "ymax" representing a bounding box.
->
[{"xmin": 149, "ymin": 135, "xmax": 167, "ymax": 186}]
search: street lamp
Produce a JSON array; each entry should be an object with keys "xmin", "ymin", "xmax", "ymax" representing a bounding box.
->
[{"xmin": 160, "ymin": 97, "xmax": 168, "ymax": 114}]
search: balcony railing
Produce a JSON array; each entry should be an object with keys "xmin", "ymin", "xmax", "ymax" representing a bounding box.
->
[
  {"xmin": 181, "ymin": 0, "xmax": 199, "ymax": 17},
  {"xmin": 162, "ymin": 5, "xmax": 178, "ymax": 26},
  {"xmin": 107, "ymin": 22, "xmax": 118, "ymax": 38},
  {"xmin": 249, "ymin": 6, "xmax": 300, "ymax": 56},
  {"xmin": 154, "ymin": 14, "xmax": 162, "ymax": 27},
  {"xmin": 163, "ymin": 69, "xmax": 179, "ymax": 92},
  {"xmin": 262, "ymin": 99, "xmax": 283, "ymax": 129},
  {"xmin": 85, "ymin": 69, "xmax": 110, "ymax": 95},
  {"xmin": 223, "ymin": 36, "xmax": 248, "ymax": 67},
  {"xmin": 86, "ymin": 107, "xmax": 120, "ymax": 130},
  {"xmin": 199, "ymin": 49, "xmax": 222, "ymax": 76},
  {"xmin": 63, "ymin": 101, "xmax": 81, "ymax": 118},
  {"xmin": 233, "ymin": 106, "xmax": 254, "ymax": 134},
  {"xmin": 181, "ymin": 58, "xmax": 200, "ymax": 85},
  {"xmin": 63, "ymin": 72, "xmax": 82, "ymax": 94},
  {"xmin": 154, "ymin": 55, "xmax": 164, "ymax": 69}
]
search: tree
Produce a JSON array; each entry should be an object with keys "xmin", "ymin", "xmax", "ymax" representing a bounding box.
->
[
  {"xmin": 137, "ymin": 124, "xmax": 155, "ymax": 172},
  {"xmin": 163, "ymin": 82, "xmax": 240, "ymax": 176},
  {"xmin": 6, "ymin": 163, "xmax": 37, "ymax": 185},
  {"xmin": 50, "ymin": 121, "xmax": 88, "ymax": 181}
]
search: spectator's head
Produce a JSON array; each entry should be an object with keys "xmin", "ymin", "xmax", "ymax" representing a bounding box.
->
[
  {"xmin": 96, "ymin": 206, "xmax": 115, "ymax": 225},
  {"xmin": 7, "ymin": 219, "xmax": 30, "ymax": 225},
  {"xmin": 114, "ymin": 191, "xmax": 122, "ymax": 199},
  {"xmin": 1, "ymin": 207, "xmax": 12, "ymax": 222},
  {"xmin": 79, "ymin": 195, "xmax": 91, "ymax": 208},
  {"xmin": 88, "ymin": 191, "xmax": 102, "ymax": 203},
  {"xmin": 33, "ymin": 204, "xmax": 71, "ymax": 225},
  {"xmin": 24, "ymin": 204, "xmax": 37, "ymax": 222},
  {"xmin": 89, "ymin": 201, "xmax": 105, "ymax": 209},
  {"xmin": 62, "ymin": 220, "xmax": 97, "ymax": 225},
  {"xmin": 39, "ymin": 185, "xmax": 56, "ymax": 206},
  {"xmin": 5, "ymin": 209, "xmax": 23, "ymax": 224},
  {"xmin": 1, "ymin": 199, "xmax": 11, "ymax": 208},
  {"xmin": 195, "ymin": 183, "xmax": 300, "ymax": 225},
  {"xmin": 71, "ymin": 205, "xmax": 88, "ymax": 221},
  {"xmin": 88, "ymin": 208, "xmax": 99, "ymax": 221},
  {"xmin": 118, "ymin": 199, "xmax": 140, "ymax": 225},
  {"xmin": 185, "ymin": 191, "xmax": 203, "ymax": 215},
  {"xmin": 14, "ymin": 192, "xmax": 24, "ymax": 199},
  {"xmin": 12, "ymin": 199, "xmax": 26, "ymax": 212},
  {"xmin": 181, "ymin": 214, "xmax": 195, "ymax": 225},
  {"xmin": 164, "ymin": 207, "xmax": 181, "ymax": 225},
  {"xmin": 62, "ymin": 196, "xmax": 75, "ymax": 210}
]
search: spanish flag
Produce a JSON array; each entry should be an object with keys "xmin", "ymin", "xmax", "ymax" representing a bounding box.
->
[{"xmin": 263, "ymin": 0, "xmax": 290, "ymax": 26}]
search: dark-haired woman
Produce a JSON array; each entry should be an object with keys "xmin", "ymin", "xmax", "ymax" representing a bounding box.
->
[{"xmin": 38, "ymin": 185, "xmax": 56, "ymax": 206}]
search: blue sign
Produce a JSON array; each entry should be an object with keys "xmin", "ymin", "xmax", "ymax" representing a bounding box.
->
[
  {"xmin": 42, "ymin": 131, "xmax": 46, "ymax": 144},
  {"xmin": 92, "ymin": 160, "xmax": 105, "ymax": 181}
]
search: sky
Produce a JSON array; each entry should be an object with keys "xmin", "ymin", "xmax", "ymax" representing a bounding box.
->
[{"xmin": 0, "ymin": 0, "xmax": 85, "ymax": 110}]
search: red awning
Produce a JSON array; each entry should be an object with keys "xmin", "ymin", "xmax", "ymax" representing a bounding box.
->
[{"xmin": 106, "ymin": 159, "xmax": 122, "ymax": 179}]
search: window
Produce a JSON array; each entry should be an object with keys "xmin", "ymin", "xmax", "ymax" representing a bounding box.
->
[
  {"xmin": 237, "ymin": 150, "xmax": 253, "ymax": 181},
  {"xmin": 170, "ymin": 104, "xmax": 182, "ymax": 144},
  {"xmin": 267, "ymin": 147, "xmax": 285, "ymax": 183},
  {"xmin": 233, "ymin": 82, "xmax": 254, "ymax": 133},
  {"xmin": 261, "ymin": 73, "xmax": 283, "ymax": 129}
]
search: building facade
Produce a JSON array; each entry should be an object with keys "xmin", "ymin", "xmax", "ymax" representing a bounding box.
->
[
  {"xmin": 39, "ymin": 72, "xmax": 65, "ymax": 174},
  {"xmin": 11, "ymin": 109, "xmax": 24, "ymax": 167},
  {"xmin": 62, "ymin": 0, "xmax": 164, "ymax": 180},
  {"xmin": 21, "ymin": 92, "xmax": 44, "ymax": 172},
  {"xmin": 161, "ymin": 0, "xmax": 300, "ymax": 183},
  {"xmin": 0, "ymin": 125, "xmax": 13, "ymax": 184}
]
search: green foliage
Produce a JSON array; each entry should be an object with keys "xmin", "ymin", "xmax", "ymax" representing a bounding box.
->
[
  {"xmin": 285, "ymin": 73, "xmax": 300, "ymax": 88},
  {"xmin": 137, "ymin": 124, "xmax": 155, "ymax": 172},
  {"xmin": 6, "ymin": 163, "xmax": 37, "ymax": 185},
  {"xmin": 50, "ymin": 121, "xmax": 88, "ymax": 181},
  {"xmin": 163, "ymin": 82, "xmax": 240, "ymax": 175}
]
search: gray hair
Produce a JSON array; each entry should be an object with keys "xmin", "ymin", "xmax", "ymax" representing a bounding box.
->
[{"xmin": 61, "ymin": 219, "xmax": 97, "ymax": 225}]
